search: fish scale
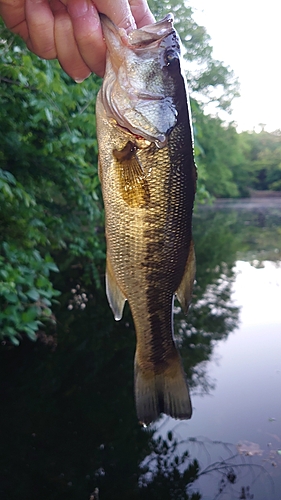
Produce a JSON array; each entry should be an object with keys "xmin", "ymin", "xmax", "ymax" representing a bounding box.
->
[{"xmin": 96, "ymin": 14, "xmax": 196, "ymax": 424}]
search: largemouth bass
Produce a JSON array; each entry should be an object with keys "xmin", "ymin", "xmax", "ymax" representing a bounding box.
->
[{"xmin": 96, "ymin": 14, "xmax": 196, "ymax": 424}]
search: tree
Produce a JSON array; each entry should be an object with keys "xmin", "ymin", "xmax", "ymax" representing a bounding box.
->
[
  {"xmin": 147, "ymin": 1, "xmax": 243, "ymax": 200},
  {"xmin": 0, "ymin": 1, "xmax": 254, "ymax": 343},
  {"xmin": 148, "ymin": 0, "xmax": 239, "ymax": 111},
  {"xmin": 192, "ymin": 104, "xmax": 242, "ymax": 198},
  {"xmin": 0, "ymin": 21, "xmax": 104, "ymax": 344},
  {"xmin": 239, "ymin": 130, "xmax": 281, "ymax": 191}
]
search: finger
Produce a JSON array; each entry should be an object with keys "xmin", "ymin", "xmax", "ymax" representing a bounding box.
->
[
  {"xmin": 25, "ymin": 0, "xmax": 56, "ymax": 59},
  {"xmin": 0, "ymin": 0, "xmax": 28, "ymax": 40},
  {"xmin": 0, "ymin": 0, "xmax": 24, "ymax": 29},
  {"xmin": 65, "ymin": 0, "xmax": 106, "ymax": 78},
  {"xmin": 51, "ymin": 0, "xmax": 91, "ymax": 81},
  {"xmin": 129, "ymin": 0, "xmax": 155, "ymax": 28},
  {"xmin": 92, "ymin": 0, "xmax": 137, "ymax": 31},
  {"xmin": 93, "ymin": 0, "xmax": 155, "ymax": 30}
]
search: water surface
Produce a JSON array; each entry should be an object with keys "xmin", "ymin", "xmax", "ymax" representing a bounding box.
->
[{"xmin": 1, "ymin": 199, "xmax": 280, "ymax": 499}]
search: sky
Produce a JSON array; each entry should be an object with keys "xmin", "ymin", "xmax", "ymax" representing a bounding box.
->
[{"xmin": 190, "ymin": 0, "xmax": 281, "ymax": 132}]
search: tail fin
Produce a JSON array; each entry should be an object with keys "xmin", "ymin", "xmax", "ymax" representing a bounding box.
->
[{"xmin": 134, "ymin": 351, "xmax": 192, "ymax": 425}]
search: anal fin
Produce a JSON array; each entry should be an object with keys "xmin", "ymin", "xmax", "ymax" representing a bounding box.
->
[
  {"xmin": 106, "ymin": 256, "xmax": 126, "ymax": 321},
  {"xmin": 176, "ymin": 240, "xmax": 196, "ymax": 314}
]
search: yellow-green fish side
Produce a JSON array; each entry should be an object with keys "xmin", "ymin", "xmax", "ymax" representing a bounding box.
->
[{"xmin": 96, "ymin": 15, "xmax": 196, "ymax": 424}]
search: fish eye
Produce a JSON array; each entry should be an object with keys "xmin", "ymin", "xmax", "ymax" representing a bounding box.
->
[{"xmin": 164, "ymin": 48, "xmax": 178, "ymax": 67}]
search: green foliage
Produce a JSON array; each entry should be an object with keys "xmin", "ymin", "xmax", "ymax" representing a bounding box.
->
[
  {"xmin": 239, "ymin": 129, "xmax": 281, "ymax": 191},
  {"xmin": 0, "ymin": 243, "xmax": 60, "ymax": 344},
  {"xmin": 147, "ymin": 2, "xmax": 281, "ymax": 198},
  {"xmin": 1, "ymin": 4, "xmax": 280, "ymax": 346},
  {"xmin": 0, "ymin": 273, "xmax": 202, "ymax": 499},
  {"xmin": 192, "ymin": 103, "xmax": 241, "ymax": 198},
  {"xmin": 147, "ymin": 1, "xmax": 243, "ymax": 200},
  {"xmin": 0, "ymin": 21, "xmax": 104, "ymax": 343},
  {"xmin": 192, "ymin": 107, "xmax": 281, "ymax": 198},
  {"xmin": 1, "ymin": 204, "xmax": 278, "ymax": 498}
]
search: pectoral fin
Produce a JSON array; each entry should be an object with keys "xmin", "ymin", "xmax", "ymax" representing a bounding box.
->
[
  {"xmin": 113, "ymin": 141, "xmax": 150, "ymax": 208},
  {"xmin": 176, "ymin": 241, "xmax": 196, "ymax": 314},
  {"xmin": 106, "ymin": 256, "xmax": 126, "ymax": 321}
]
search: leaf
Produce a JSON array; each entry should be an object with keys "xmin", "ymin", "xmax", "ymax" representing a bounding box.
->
[
  {"xmin": 1, "ymin": 182, "xmax": 13, "ymax": 199},
  {"xmin": 45, "ymin": 108, "xmax": 53, "ymax": 124},
  {"xmin": 21, "ymin": 307, "xmax": 38, "ymax": 323},
  {"xmin": 41, "ymin": 298, "xmax": 52, "ymax": 306},
  {"xmin": 10, "ymin": 336, "xmax": 20, "ymax": 346},
  {"xmin": 26, "ymin": 289, "xmax": 40, "ymax": 301},
  {"xmin": 25, "ymin": 321, "xmax": 40, "ymax": 330},
  {"xmin": 0, "ymin": 170, "xmax": 16, "ymax": 184},
  {"xmin": 4, "ymin": 293, "xmax": 18, "ymax": 304},
  {"xmin": 46, "ymin": 262, "xmax": 59, "ymax": 273},
  {"xmin": 24, "ymin": 328, "xmax": 37, "ymax": 341}
]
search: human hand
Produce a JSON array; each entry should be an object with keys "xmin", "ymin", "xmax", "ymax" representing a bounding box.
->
[{"xmin": 0, "ymin": 0, "xmax": 154, "ymax": 81}]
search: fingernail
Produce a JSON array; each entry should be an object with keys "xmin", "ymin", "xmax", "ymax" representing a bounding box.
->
[{"xmin": 74, "ymin": 77, "xmax": 86, "ymax": 83}]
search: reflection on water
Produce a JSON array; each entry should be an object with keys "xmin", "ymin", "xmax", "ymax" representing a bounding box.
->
[
  {"xmin": 0, "ymin": 199, "xmax": 281, "ymax": 499},
  {"xmin": 155, "ymin": 258, "xmax": 281, "ymax": 500}
]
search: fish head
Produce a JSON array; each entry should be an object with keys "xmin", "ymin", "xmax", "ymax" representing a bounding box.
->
[{"xmin": 100, "ymin": 14, "xmax": 184, "ymax": 147}]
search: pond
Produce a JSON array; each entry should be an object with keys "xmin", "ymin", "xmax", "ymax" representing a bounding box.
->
[{"xmin": 0, "ymin": 199, "xmax": 280, "ymax": 500}]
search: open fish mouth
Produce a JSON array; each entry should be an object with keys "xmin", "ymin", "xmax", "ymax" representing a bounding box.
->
[
  {"xmin": 99, "ymin": 14, "xmax": 182, "ymax": 146},
  {"xmin": 101, "ymin": 13, "xmax": 175, "ymax": 48}
]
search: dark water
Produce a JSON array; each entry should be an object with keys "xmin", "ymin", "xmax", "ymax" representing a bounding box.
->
[{"xmin": 1, "ymin": 199, "xmax": 280, "ymax": 500}]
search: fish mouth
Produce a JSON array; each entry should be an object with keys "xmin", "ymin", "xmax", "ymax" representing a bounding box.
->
[
  {"xmin": 100, "ymin": 13, "xmax": 175, "ymax": 50},
  {"xmin": 128, "ymin": 14, "xmax": 174, "ymax": 48},
  {"xmin": 100, "ymin": 14, "xmax": 180, "ymax": 146}
]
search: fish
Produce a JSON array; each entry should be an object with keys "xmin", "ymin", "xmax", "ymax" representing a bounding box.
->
[{"xmin": 96, "ymin": 13, "xmax": 197, "ymax": 424}]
